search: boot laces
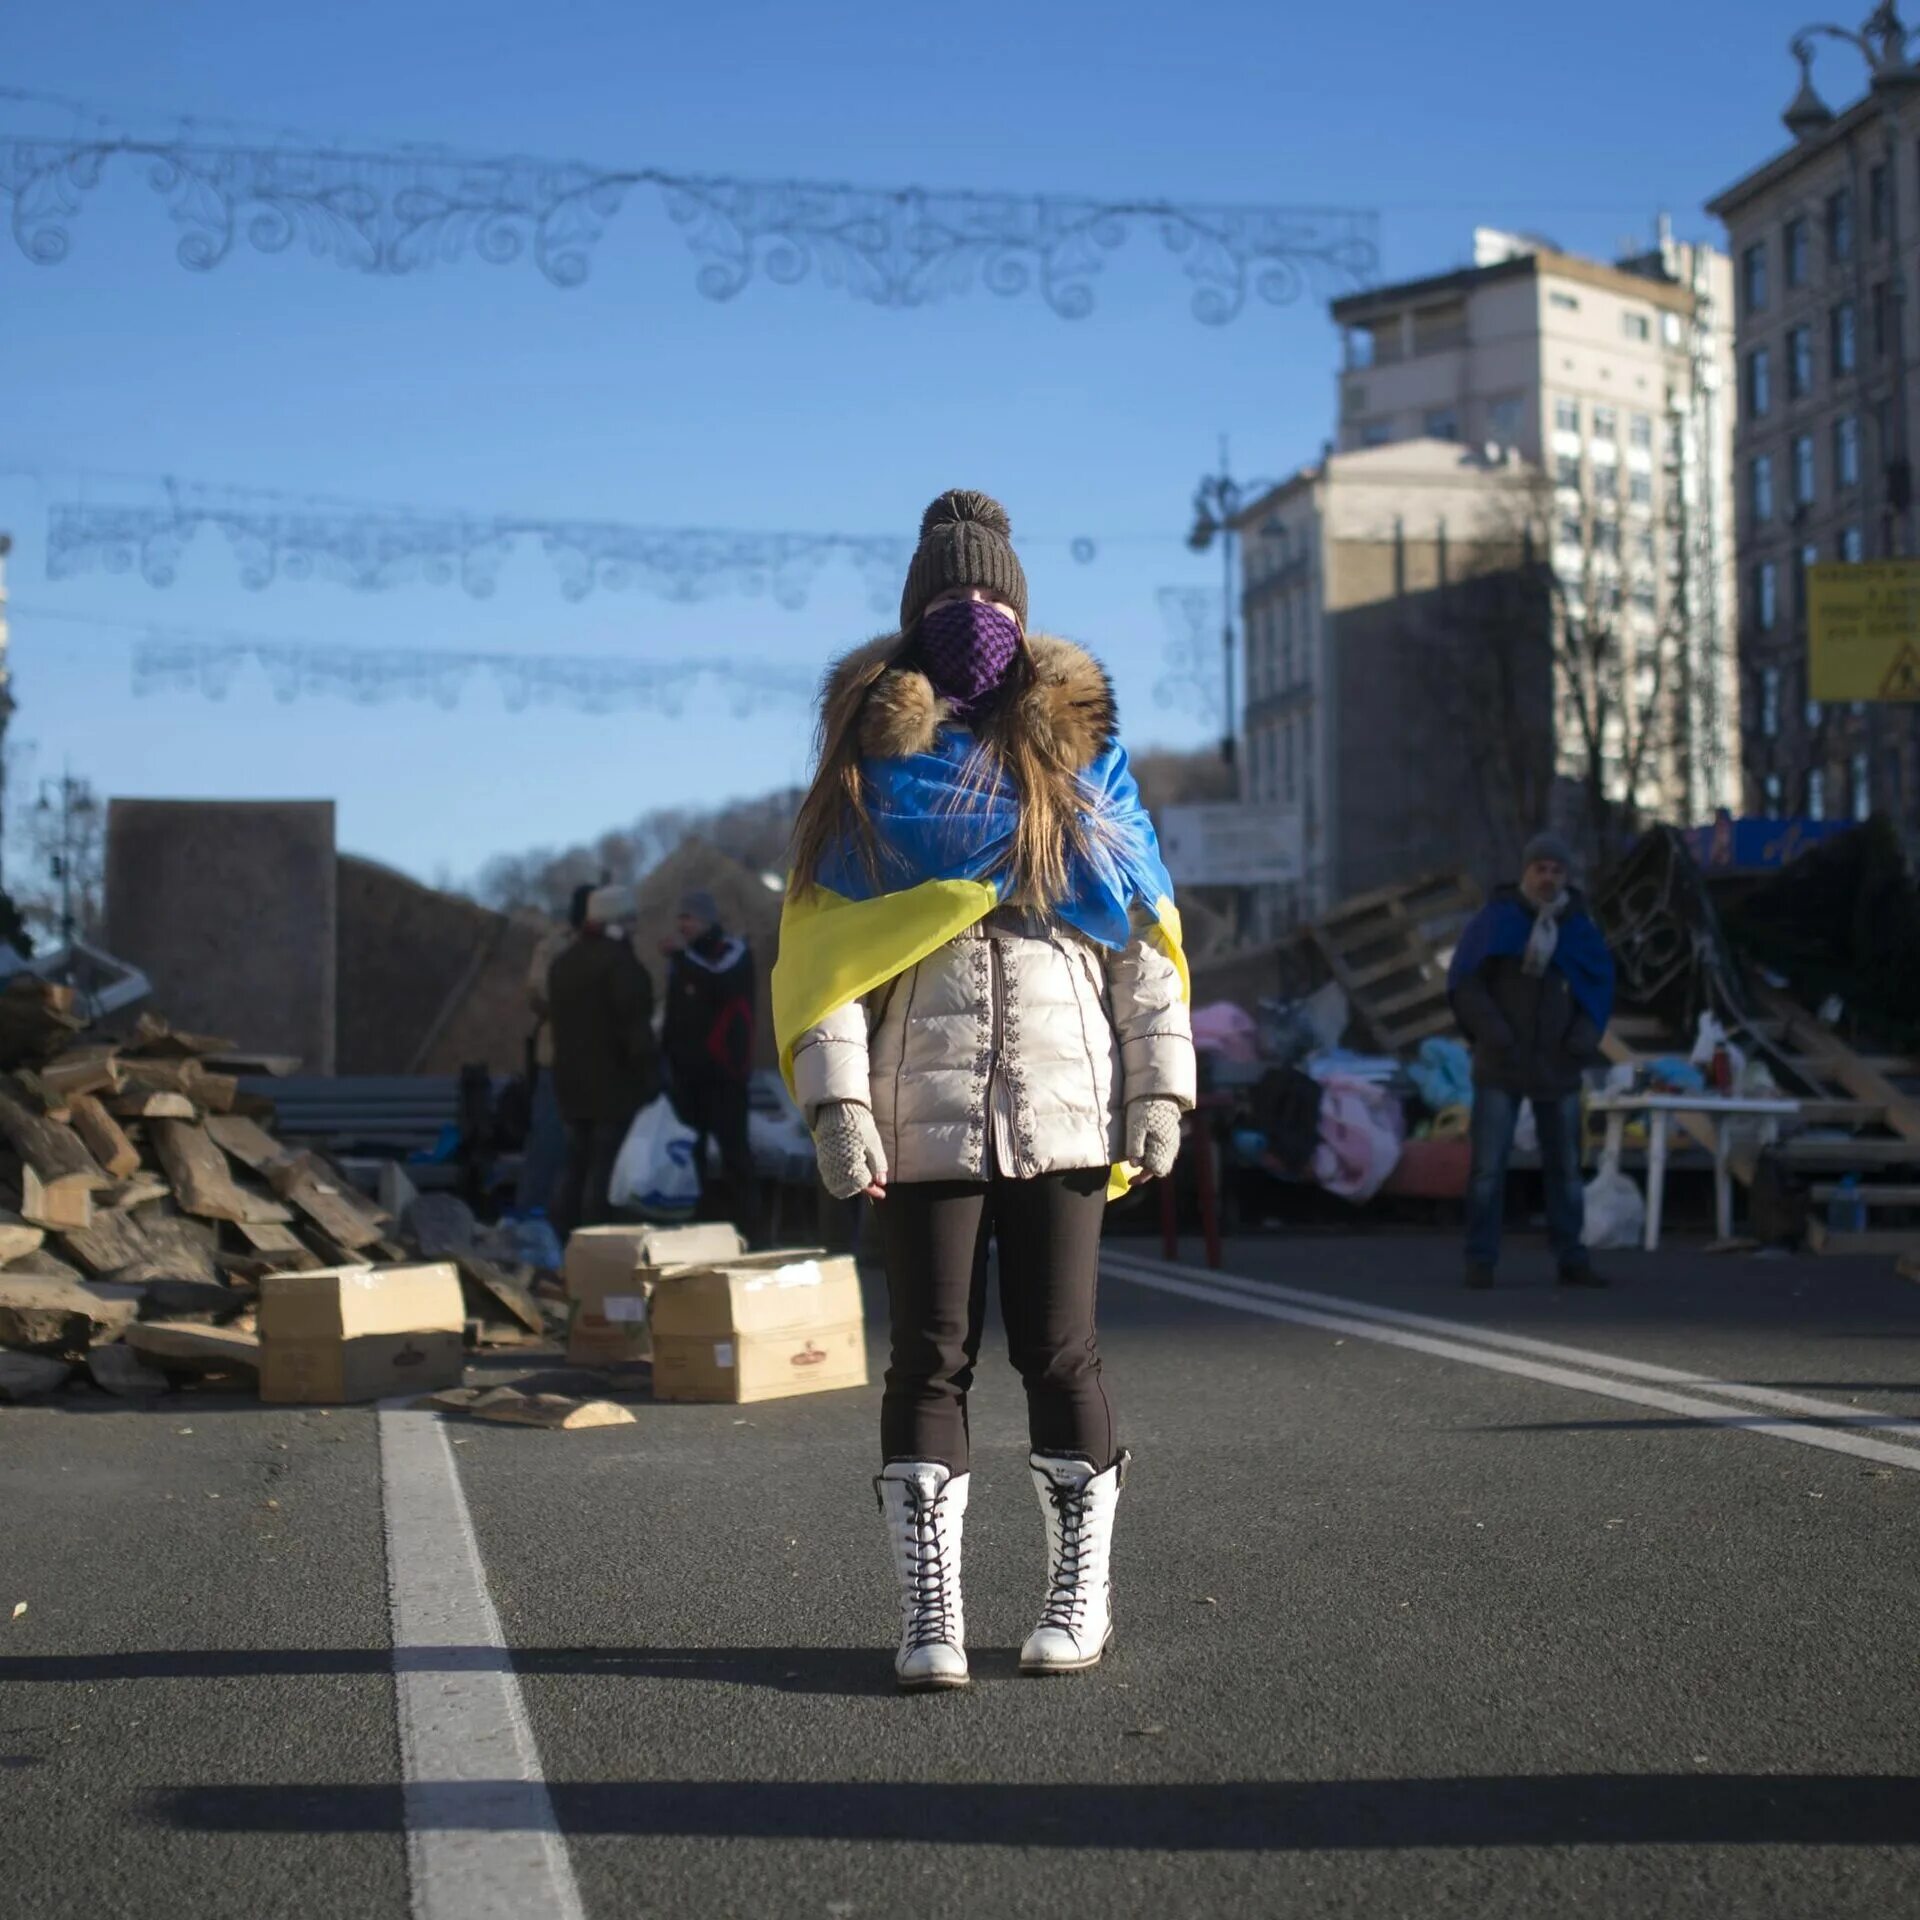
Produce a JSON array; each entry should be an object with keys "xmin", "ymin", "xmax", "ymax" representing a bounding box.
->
[
  {"xmin": 902, "ymin": 1484, "xmax": 958, "ymax": 1651},
  {"xmin": 1039, "ymin": 1478, "xmax": 1094, "ymax": 1632}
]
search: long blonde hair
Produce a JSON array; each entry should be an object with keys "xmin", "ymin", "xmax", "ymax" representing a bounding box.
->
[{"xmin": 789, "ymin": 637, "xmax": 1097, "ymax": 908}]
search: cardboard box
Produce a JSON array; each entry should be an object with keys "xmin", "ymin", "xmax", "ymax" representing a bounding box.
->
[
  {"xmin": 259, "ymin": 1262, "xmax": 467, "ymax": 1404},
  {"xmin": 650, "ymin": 1249, "xmax": 869, "ymax": 1404},
  {"xmin": 563, "ymin": 1222, "xmax": 747, "ymax": 1368}
]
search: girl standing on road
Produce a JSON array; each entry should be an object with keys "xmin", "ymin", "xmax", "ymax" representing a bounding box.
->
[{"xmin": 773, "ymin": 489, "xmax": 1196, "ymax": 1691}]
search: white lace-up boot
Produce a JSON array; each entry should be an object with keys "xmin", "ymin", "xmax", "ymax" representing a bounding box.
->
[
  {"xmin": 874, "ymin": 1460, "xmax": 970, "ymax": 1690},
  {"xmin": 1019, "ymin": 1450, "xmax": 1130, "ymax": 1675}
]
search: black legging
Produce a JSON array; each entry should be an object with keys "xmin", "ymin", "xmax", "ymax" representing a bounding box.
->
[{"xmin": 875, "ymin": 1164, "xmax": 1113, "ymax": 1475}]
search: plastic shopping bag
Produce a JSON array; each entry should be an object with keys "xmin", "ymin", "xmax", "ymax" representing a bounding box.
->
[
  {"xmin": 608, "ymin": 1096, "xmax": 701, "ymax": 1219},
  {"xmin": 1582, "ymin": 1167, "xmax": 1645, "ymax": 1250}
]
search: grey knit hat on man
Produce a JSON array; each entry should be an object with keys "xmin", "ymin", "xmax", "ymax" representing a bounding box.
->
[
  {"xmin": 1521, "ymin": 831, "xmax": 1574, "ymax": 871},
  {"xmin": 899, "ymin": 489, "xmax": 1029, "ymax": 634}
]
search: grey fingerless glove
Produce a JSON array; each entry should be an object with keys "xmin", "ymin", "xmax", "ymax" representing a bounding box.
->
[
  {"xmin": 1124, "ymin": 1097, "xmax": 1182, "ymax": 1179},
  {"xmin": 813, "ymin": 1100, "xmax": 888, "ymax": 1200}
]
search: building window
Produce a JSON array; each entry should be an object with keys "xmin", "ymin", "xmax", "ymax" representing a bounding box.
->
[
  {"xmin": 1489, "ymin": 394, "xmax": 1524, "ymax": 443},
  {"xmin": 1871, "ymin": 162, "xmax": 1890, "ymax": 242},
  {"xmin": 1828, "ymin": 186, "xmax": 1854, "ymax": 263},
  {"xmin": 1282, "ymin": 722, "xmax": 1296, "ymax": 803},
  {"xmin": 1807, "ymin": 688, "xmax": 1823, "ymax": 728},
  {"xmin": 1549, "ymin": 290, "xmax": 1580, "ymax": 311},
  {"xmin": 1755, "ymin": 560, "xmax": 1779, "ymax": 630},
  {"xmin": 1742, "ymin": 242, "xmax": 1769, "ymax": 312},
  {"xmin": 1746, "ymin": 347, "xmax": 1772, "ymax": 418},
  {"xmin": 1874, "ymin": 280, "xmax": 1892, "ymax": 357},
  {"xmin": 1840, "ymin": 524, "xmax": 1864, "ymax": 562},
  {"xmin": 1793, "ymin": 433, "xmax": 1817, "ymax": 506},
  {"xmin": 1632, "ymin": 582, "xmax": 1657, "ymax": 615},
  {"xmin": 1360, "ymin": 420, "xmax": 1392, "ymax": 447},
  {"xmin": 1662, "ymin": 311, "xmax": 1683, "ymax": 348},
  {"xmin": 1595, "ymin": 518, "xmax": 1620, "ymax": 554},
  {"xmin": 1635, "ymin": 529, "xmax": 1657, "ymax": 568},
  {"xmin": 1629, "ymin": 471, "xmax": 1653, "ymax": 506},
  {"xmin": 1556, "ymin": 454, "xmax": 1582, "ymax": 490},
  {"xmin": 1558, "ymin": 512, "xmax": 1583, "ymax": 549},
  {"xmin": 1831, "ymin": 301, "xmax": 1858, "ymax": 376},
  {"xmin": 1629, "ymin": 412, "xmax": 1653, "ymax": 451},
  {"xmin": 1785, "ymin": 214, "xmax": 1810, "ymax": 286},
  {"xmin": 1851, "ymin": 749, "xmax": 1872, "ymax": 820},
  {"xmin": 1553, "ymin": 396, "xmax": 1580, "ymax": 434},
  {"xmin": 1423, "ymin": 406, "xmax": 1460, "ymax": 441},
  {"xmin": 1835, "ymin": 413, "xmax": 1861, "ymax": 488},
  {"xmin": 1592, "ymin": 405, "xmax": 1617, "ymax": 442},
  {"xmin": 1764, "ymin": 772, "xmax": 1784, "ymax": 816},
  {"xmin": 1761, "ymin": 665, "xmax": 1781, "ymax": 738},
  {"xmin": 1593, "ymin": 461, "xmax": 1619, "ymax": 499},
  {"xmin": 1622, "ymin": 311, "xmax": 1651, "ymax": 342},
  {"xmin": 1797, "ymin": 540, "xmax": 1819, "ymax": 615},
  {"xmin": 1807, "ymin": 768, "xmax": 1826, "ymax": 819},
  {"xmin": 1750, "ymin": 453, "xmax": 1775, "ymax": 522},
  {"xmin": 1789, "ymin": 324, "xmax": 1814, "ymax": 397}
]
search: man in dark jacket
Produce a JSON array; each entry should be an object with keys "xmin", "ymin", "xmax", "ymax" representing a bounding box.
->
[
  {"xmin": 663, "ymin": 887, "xmax": 762, "ymax": 1246},
  {"xmin": 548, "ymin": 884, "xmax": 658, "ymax": 1239},
  {"xmin": 1447, "ymin": 833, "xmax": 1616, "ymax": 1290}
]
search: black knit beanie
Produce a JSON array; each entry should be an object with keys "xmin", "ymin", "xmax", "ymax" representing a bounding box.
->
[{"xmin": 899, "ymin": 489, "xmax": 1029, "ymax": 634}]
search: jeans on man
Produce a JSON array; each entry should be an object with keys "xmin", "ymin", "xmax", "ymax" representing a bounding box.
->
[{"xmin": 1465, "ymin": 1087, "xmax": 1588, "ymax": 1271}]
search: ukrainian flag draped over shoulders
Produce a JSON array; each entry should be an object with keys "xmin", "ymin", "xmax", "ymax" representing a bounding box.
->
[{"xmin": 772, "ymin": 729, "xmax": 1189, "ymax": 1097}]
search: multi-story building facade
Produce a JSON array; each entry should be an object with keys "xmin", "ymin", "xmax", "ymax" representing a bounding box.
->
[
  {"xmin": 1232, "ymin": 439, "xmax": 1551, "ymax": 931},
  {"xmin": 1707, "ymin": 65, "xmax": 1920, "ymax": 834},
  {"xmin": 1327, "ymin": 229, "xmax": 1740, "ymax": 833}
]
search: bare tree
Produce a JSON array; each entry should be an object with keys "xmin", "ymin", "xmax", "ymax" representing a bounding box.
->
[{"xmin": 16, "ymin": 775, "xmax": 105, "ymax": 947}]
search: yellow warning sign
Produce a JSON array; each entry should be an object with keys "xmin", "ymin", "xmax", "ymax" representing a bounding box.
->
[{"xmin": 1808, "ymin": 561, "xmax": 1920, "ymax": 701}]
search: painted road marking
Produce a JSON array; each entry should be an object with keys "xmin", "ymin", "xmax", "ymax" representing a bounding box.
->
[
  {"xmin": 1100, "ymin": 1253, "xmax": 1920, "ymax": 1474},
  {"xmin": 380, "ymin": 1405, "xmax": 586, "ymax": 1920},
  {"xmin": 1102, "ymin": 1250, "xmax": 1920, "ymax": 1441}
]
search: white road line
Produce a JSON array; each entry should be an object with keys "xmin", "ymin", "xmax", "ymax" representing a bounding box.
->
[
  {"xmin": 1100, "ymin": 1255, "xmax": 1920, "ymax": 1473},
  {"xmin": 379, "ymin": 1405, "xmax": 585, "ymax": 1920},
  {"xmin": 1102, "ymin": 1249, "xmax": 1920, "ymax": 1440}
]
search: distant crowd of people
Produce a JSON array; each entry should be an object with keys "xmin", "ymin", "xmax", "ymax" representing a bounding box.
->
[{"xmin": 521, "ymin": 882, "xmax": 761, "ymax": 1246}]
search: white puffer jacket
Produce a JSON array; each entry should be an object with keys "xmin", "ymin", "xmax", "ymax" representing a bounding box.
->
[{"xmin": 789, "ymin": 633, "xmax": 1196, "ymax": 1183}]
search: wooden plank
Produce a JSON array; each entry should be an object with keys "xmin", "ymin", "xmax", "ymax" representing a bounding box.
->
[
  {"xmin": 20, "ymin": 1165, "xmax": 92, "ymax": 1232},
  {"xmin": 0, "ymin": 1212, "xmax": 45, "ymax": 1263},
  {"xmin": 1754, "ymin": 984, "xmax": 1920, "ymax": 1143},
  {"xmin": 1779, "ymin": 1138, "xmax": 1920, "ymax": 1169},
  {"xmin": 149, "ymin": 1120, "xmax": 253, "ymax": 1223},
  {"xmin": 1809, "ymin": 1184, "xmax": 1920, "ymax": 1205},
  {"xmin": 1796, "ymin": 1101, "xmax": 1890, "ymax": 1128},
  {"xmin": 1805, "ymin": 1217, "xmax": 1920, "ymax": 1256},
  {"xmin": 127, "ymin": 1012, "xmax": 238, "ymax": 1058},
  {"xmin": 66, "ymin": 1093, "xmax": 140, "ymax": 1181},
  {"xmin": 0, "ymin": 1080, "xmax": 109, "ymax": 1187},
  {"xmin": 1598, "ymin": 1030, "xmax": 1729, "ymax": 1171},
  {"xmin": 234, "ymin": 1220, "xmax": 308, "ymax": 1255},
  {"xmin": 58, "ymin": 1208, "xmax": 157, "ymax": 1277},
  {"xmin": 267, "ymin": 1151, "xmax": 388, "ymax": 1251},
  {"xmin": 38, "ymin": 1046, "xmax": 123, "ymax": 1103},
  {"xmin": 204, "ymin": 1051, "xmax": 302, "ymax": 1078},
  {"xmin": 108, "ymin": 1089, "xmax": 197, "ymax": 1121},
  {"xmin": 203, "ymin": 1113, "xmax": 286, "ymax": 1173},
  {"xmin": 125, "ymin": 1319, "xmax": 259, "ymax": 1372}
]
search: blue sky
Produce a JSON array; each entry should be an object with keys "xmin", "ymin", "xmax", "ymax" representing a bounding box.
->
[{"xmin": 0, "ymin": 0, "xmax": 1829, "ymax": 887}]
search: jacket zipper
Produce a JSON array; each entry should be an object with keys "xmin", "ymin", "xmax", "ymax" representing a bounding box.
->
[{"xmin": 985, "ymin": 935, "xmax": 1019, "ymax": 1177}]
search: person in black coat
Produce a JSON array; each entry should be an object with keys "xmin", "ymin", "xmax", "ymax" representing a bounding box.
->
[
  {"xmin": 663, "ymin": 887, "xmax": 763, "ymax": 1246},
  {"xmin": 1447, "ymin": 833, "xmax": 1616, "ymax": 1290},
  {"xmin": 548, "ymin": 885, "xmax": 658, "ymax": 1238}
]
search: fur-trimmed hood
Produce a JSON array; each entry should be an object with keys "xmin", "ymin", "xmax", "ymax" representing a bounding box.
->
[{"xmin": 820, "ymin": 631, "xmax": 1118, "ymax": 771}]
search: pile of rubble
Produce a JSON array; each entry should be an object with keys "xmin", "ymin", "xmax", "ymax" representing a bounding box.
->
[{"xmin": 0, "ymin": 978, "xmax": 551, "ymax": 1404}]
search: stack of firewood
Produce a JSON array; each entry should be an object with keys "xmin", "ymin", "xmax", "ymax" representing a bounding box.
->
[{"xmin": 0, "ymin": 977, "xmax": 547, "ymax": 1401}]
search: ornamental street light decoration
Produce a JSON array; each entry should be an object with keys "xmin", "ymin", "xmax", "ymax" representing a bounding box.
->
[
  {"xmin": 1184, "ymin": 442, "xmax": 1279, "ymax": 772},
  {"xmin": 1784, "ymin": 4, "xmax": 1920, "ymax": 551},
  {"xmin": 0, "ymin": 97, "xmax": 1378, "ymax": 319},
  {"xmin": 40, "ymin": 474, "xmax": 1102, "ymax": 608}
]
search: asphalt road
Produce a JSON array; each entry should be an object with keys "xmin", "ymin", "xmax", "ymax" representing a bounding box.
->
[{"xmin": 5, "ymin": 1229, "xmax": 1919, "ymax": 1919}]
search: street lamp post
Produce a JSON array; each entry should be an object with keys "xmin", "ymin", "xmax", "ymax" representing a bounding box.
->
[{"xmin": 1186, "ymin": 438, "xmax": 1278, "ymax": 780}]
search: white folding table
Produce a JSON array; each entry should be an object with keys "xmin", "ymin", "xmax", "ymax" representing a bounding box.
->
[{"xmin": 1586, "ymin": 1093, "xmax": 1802, "ymax": 1250}]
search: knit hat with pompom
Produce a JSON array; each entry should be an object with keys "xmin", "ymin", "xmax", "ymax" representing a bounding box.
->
[{"xmin": 898, "ymin": 489, "xmax": 1028, "ymax": 634}]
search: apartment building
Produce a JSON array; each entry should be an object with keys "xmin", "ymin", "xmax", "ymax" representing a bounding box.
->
[
  {"xmin": 1328, "ymin": 230, "xmax": 1740, "ymax": 830},
  {"xmin": 1707, "ymin": 69, "xmax": 1920, "ymax": 834},
  {"xmin": 1232, "ymin": 439, "xmax": 1551, "ymax": 931}
]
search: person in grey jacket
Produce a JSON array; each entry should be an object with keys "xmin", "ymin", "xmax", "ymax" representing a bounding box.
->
[{"xmin": 782, "ymin": 489, "xmax": 1196, "ymax": 1691}]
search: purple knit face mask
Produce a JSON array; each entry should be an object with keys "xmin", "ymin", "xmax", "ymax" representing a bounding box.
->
[{"xmin": 917, "ymin": 598, "xmax": 1021, "ymax": 715}]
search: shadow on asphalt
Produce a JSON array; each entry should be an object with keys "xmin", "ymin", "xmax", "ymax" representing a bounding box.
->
[
  {"xmin": 144, "ymin": 1774, "xmax": 1920, "ymax": 1847},
  {"xmin": 0, "ymin": 1645, "xmax": 907, "ymax": 1697}
]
